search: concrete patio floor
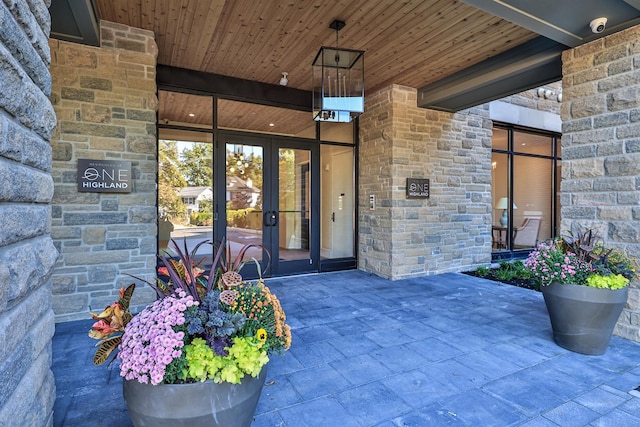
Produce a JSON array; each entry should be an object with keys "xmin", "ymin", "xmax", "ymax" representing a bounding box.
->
[{"xmin": 53, "ymin": 270, "xmax": 640, "ymax": 426}]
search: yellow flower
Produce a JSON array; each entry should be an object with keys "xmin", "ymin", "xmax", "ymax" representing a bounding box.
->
[{"xmin": 256, "ymin": 328, "xmax": 267, "ymax": 344}]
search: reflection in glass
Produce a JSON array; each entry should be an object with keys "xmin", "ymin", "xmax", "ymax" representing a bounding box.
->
[
  {"xmin": 278, "ymin": 148, "xmax": 311, "ymax": 261},
  {"xmin": 226, "ymin": 144, "xmax": 264, "ymax": 263},
  {"xmin": 491, "ymin": 152, "xmax": 510, "ymax": 251},
  {"xmin": 158, "ymin": 130, "xmax": 213, "ymax": 262}
]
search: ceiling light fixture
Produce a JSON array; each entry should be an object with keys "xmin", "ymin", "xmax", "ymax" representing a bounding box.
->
[
  {"xmin": 312, "ymin": 19, "xmax": 365, "ymax": 123},
  {"xmin": 188, "ymin": 113, "xmax": 195, "ymax": 117},
  {"xmin": 279, "ymin": 72, "xmax": 288, "ymax": 86}
]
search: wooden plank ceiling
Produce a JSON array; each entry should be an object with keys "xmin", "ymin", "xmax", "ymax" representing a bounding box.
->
[{"xmin": 94, "ymin": 0, "xmax": 538, "ymax": 133}]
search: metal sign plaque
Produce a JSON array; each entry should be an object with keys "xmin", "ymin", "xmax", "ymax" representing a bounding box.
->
[
  {"xmin": 77, "ymin": 159, "xmax": 132, "ymax": 193},
  {"xmin": 406, "ymin": 178, "xmax": 429, "ymax": 199}
]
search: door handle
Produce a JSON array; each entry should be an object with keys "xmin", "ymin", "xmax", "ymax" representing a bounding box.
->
[
  {"xmin": 331, "ymin": 212, "xmax": 335, "ymax": 222},
  {"xmin": 263, "ymin": 211, "xmax": 278, "ymax": 226}
]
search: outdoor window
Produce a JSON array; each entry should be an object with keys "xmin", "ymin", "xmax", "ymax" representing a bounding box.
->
[{"xmin": 491, "ymin": 125, "xmax": 561, "ymax": 256}]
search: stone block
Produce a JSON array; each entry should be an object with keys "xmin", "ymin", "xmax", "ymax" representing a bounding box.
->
[
  {"xmin": 593, "ymin": 44, "xmax": 628, "ymax": 65},
  {"xmin": 61, "ymin": 87, "xmax": 94, "ymax": 102},
  {"xmin": 106, "ymin": 237, "xmax": 138, "ymax": 250},
  {"xmin": 593, "ymin": 112, "xmax": 629, "ymax": 128},
  {"xmin": 609, "ymin": 222, "xmax": 640, "ymax": 243},
  {"xmin": 101, "ymin": 199, "xmax": 119, "ymax": 211},
  {"xmin": 597, "ymin": 207, "xmax": 631, "ymax": 221},
  {"xmin": 562, "ymin": 206, "xmax": 597, "ymax": 219},
  {"xmin": 52, "ymin": 275, "xmax": 76, "ymax": 294},
  {"xmin": 64, "ymin": 45, "xmax": 97, "ymax": 68},
  {"xmin": 562, "ymin": 145, "xmax": 596, "ymax": 160},
  {"xmin": 63, "ymin": 212, "xmax": 127, "ymax": 225},
  {"xmin": 608, "ymin": 58, "xmax": 633, "ymax": 76},
  {"xmin": 570, "ymin": 96, "xmax": 606, "ymax": 118},
  {"xmin": 88, "ymin": 265, "xmax": 117, "ymax": 283},
  {"xmin": 126, "ymin": 134, "xmax": 155, "ymax": 153},
  {"xmin": 589, "ymin": 176, "xmax": 635, "ymax": 192},
  {"xmin": 63, "ymin": 250, "xmax": 130, "ymax": 266},
  {"xmin": 52, "ymin": 292, "xmax": 88, "ymax": 315},
  {"xmin": 0, "ymin": 204, "xmax": 48, "ymax": 246},
  {"xmin": 60, "ymin": 121, "xmax": 125, "ymax": 138},
  {"xmin": 81, "ymin": 104, "xmax": 111, "ymax": 123},
  {"xmin": 596, "ymin": 141, "xmax": 623, "ymax": 157},
  {"xmin": 604, "ymin": 155, "xmax": 640, "ymax": 176},
  {"xmin": 129, "ymin": 206, "xmax": 156, "ymax": 224},
  {"xmin": 79, "ymin": 75, "xmax": 113, "ymax": 91},
  {"xmin": 115, "ymin": 39, "xmax": 146, "ymax": 53},
  {"xmin": 562, "ymin": 118, "xmax": 592, "ymax": 133},
  {"xmin": 598, "ymin": 72, "xmax": 640, "ymax": 93},
  {"xmin": 571, "ymin": 158, "xmax": 604, "ymax": 178},
  {"xmin": 0, "ymin": 161, "xmax": 54, "ymax": 203},
  {"xmin": 82, "ymin": 227, "xmax": 106, "ymax": 244},
  {"xmin": 573, "ymin": 65, "xmax": 607, "ymax": 85},
  {"xmin": 607, "ymin": 88, "xmax": 640, "ymax": 112},
  {"xmin": 52, "ymin": 185, "xmax": 99, "ymax": 204}
]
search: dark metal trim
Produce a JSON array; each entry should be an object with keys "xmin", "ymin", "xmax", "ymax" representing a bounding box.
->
[
  {"xmin": 418, "ymin": 37, "xmax": 564, "ymax": 112},
  {"xmin": 157, "ymin": 65, "xmax": 312, "ymax": 112}
]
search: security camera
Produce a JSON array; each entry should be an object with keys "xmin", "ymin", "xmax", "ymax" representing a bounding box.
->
[{"xmin": 589, "ymin": 17, "xmax": 607, "ymax": 34}]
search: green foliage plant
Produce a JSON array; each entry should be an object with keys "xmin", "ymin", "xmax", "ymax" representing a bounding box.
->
[
  {"xmin": 90, "ymin": 238, "xmax": 290, "ymax": 387},
  {"xmin": 476, "ymin": 265, "xmax": 490, "ymax": 277},
  {"xmin": 525, "ymin": 228, "xmax": 638, "ymax": 289}
]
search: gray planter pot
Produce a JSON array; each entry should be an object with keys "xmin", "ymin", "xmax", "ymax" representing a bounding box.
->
[
  {"xmin": 123, "ymin": 366, "xmax": 267, "ymax": 427},
  {"xmin": 541, "ymin": 282, "xmax": 628, "ymax": 355}
]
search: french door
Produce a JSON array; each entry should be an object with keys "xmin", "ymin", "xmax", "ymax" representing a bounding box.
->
[{"xmin": 217, "ymin": 132, "xmax": 319, "ymax": 277}]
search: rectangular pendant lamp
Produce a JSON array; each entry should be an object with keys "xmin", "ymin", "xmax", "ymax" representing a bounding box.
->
[{"xmin": 312, "ymin": 20, "xmax": 365, "ymax": 123}]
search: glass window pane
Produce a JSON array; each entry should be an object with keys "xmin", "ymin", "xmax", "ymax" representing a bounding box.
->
[
  {"xmin": 320, "ymin": 121, "xmax": 354, "ymax": 144},
  {"xmin": 513, "ymin": 156, "xmax": 552, "ymax": 246},
  {"xmin": 159, "ymin": 91, "xmax": 213, "ymax": 129},
  {"xmin": 218, "ymin": 99, "xmax": 315, "ymax": 138},
  {"xmin": 158, "ymin": 130, "xmax": 213, "ymax": 256},
  {"xmin": 493, "ymin": 127, "xmax": 508, "ymax": 150},
  {"xmin": 320, "ymin": 145, "xmax": 354, "ymax": 258},
  {"xmin": 492, "ymin": 152, "xmax": 510, "ymax": 251},
  {"xmin": 513, "ymin": 130, "xmax": 551, "ymax": 155}
]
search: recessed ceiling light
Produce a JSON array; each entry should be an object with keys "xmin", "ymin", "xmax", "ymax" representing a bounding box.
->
[
  {"xmin": 188, "ymin": 113, "xmax": 195, "ymax": 117},
  {"xmin": 269, "ymin": 123, "xmax": 275, "ymax": 127}
]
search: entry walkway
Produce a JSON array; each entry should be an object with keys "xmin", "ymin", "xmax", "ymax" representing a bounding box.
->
[{"xmin": 53, "ymin": 271, "xmax": 640, "ymax": 426}]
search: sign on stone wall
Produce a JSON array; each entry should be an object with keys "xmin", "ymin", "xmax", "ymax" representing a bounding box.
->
[
  {"xmin": 77, "ymin": 159, "xmax": 132, "ymax": 193},
  {"xmin": 406, "ymin": 178, "xmax": 429, "ymax": 199}
]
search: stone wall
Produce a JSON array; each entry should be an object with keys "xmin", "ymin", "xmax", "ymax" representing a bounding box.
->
[
  {"xmin": 562, "ymin": 24, "xmax": 640, "ymax": 341},
  {"xmin": 0, "ymin": 0, "xmax": 57, "ymax": 425},
  {"xmin": 499, "ymin": 81, "xmax": 563, "ymax": 114},
  {"xmin": 49, "ymin": 21, "xmax": 158, "ymax": 321},
  {"xmin": 359, "ymin": 85, "xmax": 493, "ymax": 279}
]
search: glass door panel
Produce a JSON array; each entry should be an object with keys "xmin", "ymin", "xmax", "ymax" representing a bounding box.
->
[
  {"xmin": 221, "ymin": 134, "xmax": 318, "ymax": 277},
  {"xmin": 320, "ymin": 145, "xmax": 354, "ymax": 258},
  {"xmin": 277, "ymin": 148, "xmax": 311, "ymax": 262},
  {"xmin": 225, "ymin": 143, "xmax": 264, "ymax": 266}
]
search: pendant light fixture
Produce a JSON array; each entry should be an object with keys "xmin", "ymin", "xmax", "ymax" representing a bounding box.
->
[{"xmin": 312, "ymin": 20, "xmax": 365, "ymax": 123}]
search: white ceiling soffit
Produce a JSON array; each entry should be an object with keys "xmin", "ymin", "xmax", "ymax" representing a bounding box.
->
[{"xmin": 462, "ymin": 0, "xmax": 640, "ymax": 47}]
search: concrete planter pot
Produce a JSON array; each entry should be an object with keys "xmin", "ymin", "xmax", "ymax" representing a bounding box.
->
[
  {"xmin": 541, "ymin": 282, "xmax": 628, "ymax": 355},
  {"xmin": 123, "ymin": 366, "xmax": 267, "ymax": 427}
]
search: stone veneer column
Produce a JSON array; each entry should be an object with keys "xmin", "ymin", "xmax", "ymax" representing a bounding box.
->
[
  {"xmin": 359, "ymin": 85, "xmax": 492, "ymax": 279},
  {"xmin": 49, "ymin": 21, "xmax": 158, "ymax": 321},
  {"xmin": 562, "ymin": 24, "xmax": 640, "ymax": 341},
  {"xmin": 0, "ymin": 0, "xmax": 58, "ymax": 425}
]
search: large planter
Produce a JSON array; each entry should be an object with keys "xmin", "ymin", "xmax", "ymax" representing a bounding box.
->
[
  {"xmin": 541, "ymin": 282, "xmax": 628, "ymax": 355},
  {"xmin": 123, "ymin": 367, "xmax": 267, "ymax": 427}
]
